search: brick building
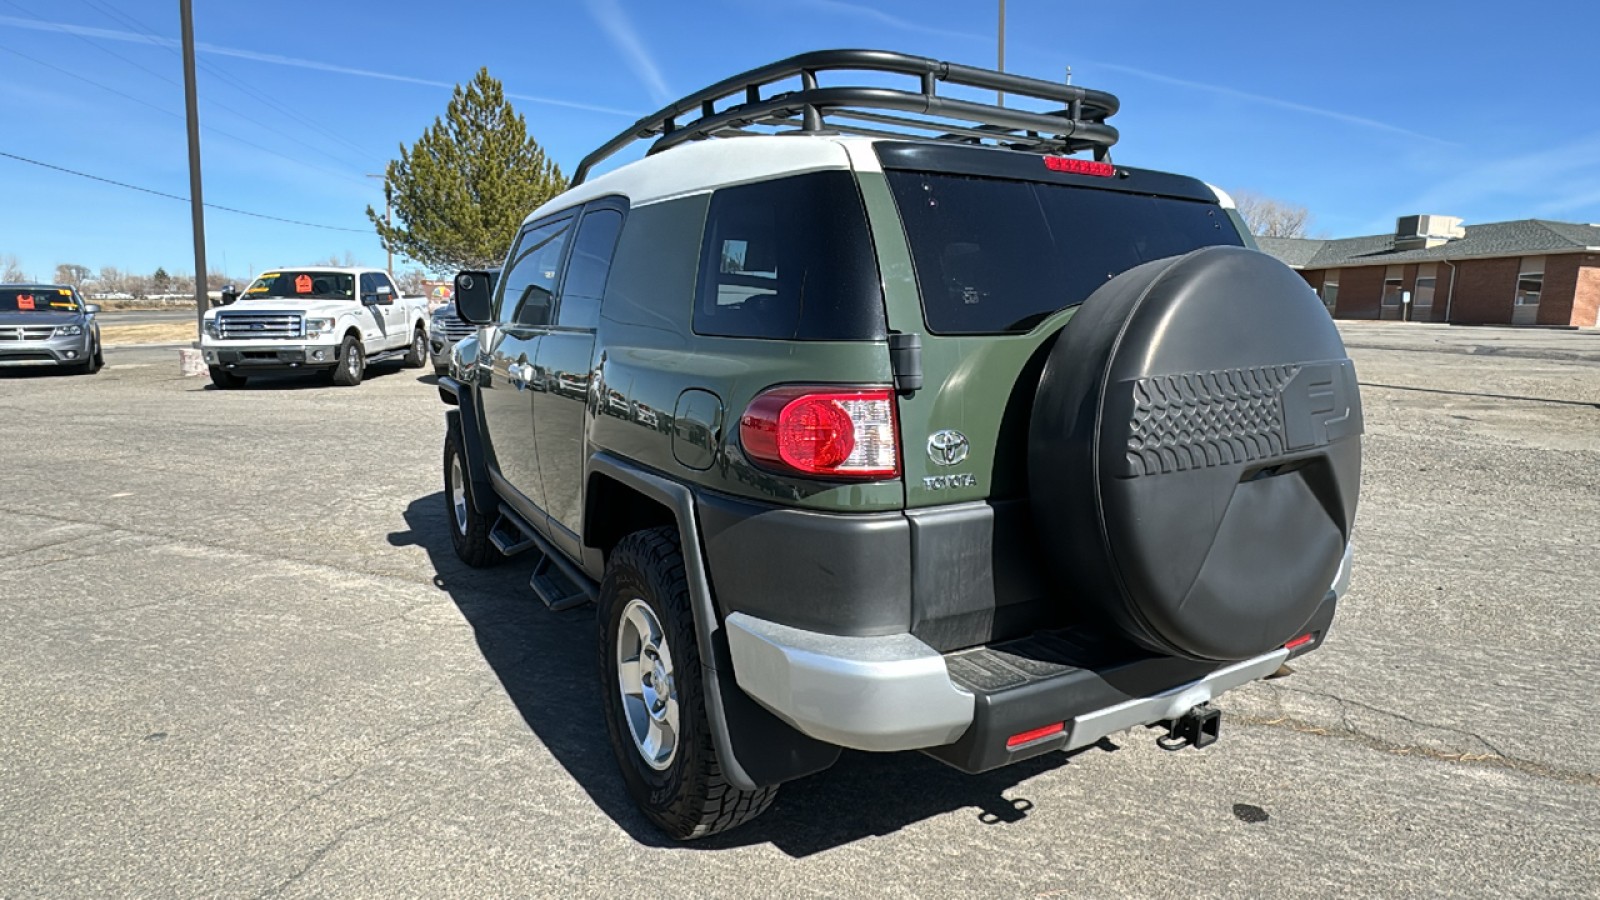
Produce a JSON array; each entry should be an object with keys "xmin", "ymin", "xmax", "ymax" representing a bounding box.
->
[{"xmin": 1259, "ymin": 216, "xmax": 1600, "ymax": 328}]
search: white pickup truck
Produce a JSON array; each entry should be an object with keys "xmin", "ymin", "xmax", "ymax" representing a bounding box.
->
[{"xmin": 200, "ymin": 266, "xmax": 430, "ymax": 388}]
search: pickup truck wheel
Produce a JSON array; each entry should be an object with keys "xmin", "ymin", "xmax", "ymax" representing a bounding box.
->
[
  {"xmin": 598, "ymin": 526, "xmax": 776, "ymax": 840},
  {"xmin": 443, "ymin": 429, "xmax": 503, "ymax": 567},
  {"xmin": 331, "ymin": 335, "xmax": 364, "ymax": 386},
  {"xmin": 403, "ymin": 327, "xmax": 428, "ymax": 369},
  {"xmin": 208, "ymin": 366, "xmax": 246, "ymax": 389}
]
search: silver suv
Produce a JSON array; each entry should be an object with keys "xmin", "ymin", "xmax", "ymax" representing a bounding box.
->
[{"xmin": 0, "ymin": 285, "xmax": 103, "ymax": 374}]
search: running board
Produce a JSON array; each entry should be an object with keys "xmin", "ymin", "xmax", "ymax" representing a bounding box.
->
[
  {"xmin": 488, "ymin": 511, "xmax": 538, "ymax": 556},
  {"xmin": 490, "ymin": 504, "xmax": 596, "ymax": 612}
]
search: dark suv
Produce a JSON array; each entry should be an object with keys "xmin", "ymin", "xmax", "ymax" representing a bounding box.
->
[{"xmin": 436, "ymin": 51, "xmax": 1362, "ymax": 840}]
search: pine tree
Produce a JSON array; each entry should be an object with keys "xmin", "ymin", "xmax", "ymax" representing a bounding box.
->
[{"xmin": 370, "ymin": 68, "xmax": 568, "ymax": 272}]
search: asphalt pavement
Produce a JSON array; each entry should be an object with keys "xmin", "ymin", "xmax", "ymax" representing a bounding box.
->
[{"xmin": 1, "ymin": 324, "xmax": 1596, "ymax": 897}]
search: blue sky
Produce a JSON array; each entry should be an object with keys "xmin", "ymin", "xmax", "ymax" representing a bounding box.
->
[{"xmin": 2, "ymin": 0, "xmax": 1597, "ymax": 281}]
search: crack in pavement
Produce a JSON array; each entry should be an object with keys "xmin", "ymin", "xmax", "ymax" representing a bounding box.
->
[
  {"xmin": 259, "ymin": 686, "xmax": 500, "ymax": 832},
  {"xmin": 251, "ymin": 801, "xmax": 427, "ymax": 899},
  {"xmin": 1240, "ymin": 684, "xmax": 1600, "ymax": 788}
]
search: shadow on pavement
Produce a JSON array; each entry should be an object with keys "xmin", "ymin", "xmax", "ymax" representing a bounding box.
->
[
  {"xmin": 392, "ymin": 491, "xmax": 1113, "ymax": 856},
  {"xmin": 199, "ymin": 361, "xmax": 416, "ymax": 391}
]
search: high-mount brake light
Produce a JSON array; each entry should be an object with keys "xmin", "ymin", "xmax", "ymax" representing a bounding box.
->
[
  {"xmin": 1043, "ymin": 156, "xmax": 1115, "ymax": 177},
  {"xmin": 739, "ymin": 387, "xmax": 899, "ymax": 479}
]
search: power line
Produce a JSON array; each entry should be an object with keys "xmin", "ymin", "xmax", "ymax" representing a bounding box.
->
[
  {"xmin": 72, "ymin": 0, "xmax": 378, "ymax": 167},
  {"xmin": 0, "ymin": 41, "xmax": 371, "ymax": 188},
  {"xmin": 0, "ymin": 150, "xmax": 369, "ymax": 233}
]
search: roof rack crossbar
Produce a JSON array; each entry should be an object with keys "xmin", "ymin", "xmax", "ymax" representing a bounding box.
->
[{"xmin": 572, "ymin": 49, "xmax": 1120, "ymax": 184}]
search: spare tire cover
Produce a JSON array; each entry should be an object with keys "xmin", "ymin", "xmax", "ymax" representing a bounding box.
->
[{"xmin": 1030, "ymin": 246, "xmax": 1362, "ymax": 661}]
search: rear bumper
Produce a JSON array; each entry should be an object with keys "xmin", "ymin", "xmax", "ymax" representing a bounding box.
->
[
  {"xmin": 724, "ymin": 613, "xmax": 974, "ymax": 752},
  {"xmin": 725, "ymin": 543, "xmax": 1350, "ymax": 765}
]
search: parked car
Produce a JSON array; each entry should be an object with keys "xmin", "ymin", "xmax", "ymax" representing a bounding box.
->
[
  {"xmin": 199, "ymin": 267, "xmax": 430, "ymax": 388},
  {"xmin": 0, "ymin": 284, "xmax": 102, "ymax": 374},
  {"xmin": 430, "ymin": 268, "xmax": 497, "ymax": 374},
  {"xmin": 435, "ymin": 50, "xmax": 1363, "ymax": 840}
]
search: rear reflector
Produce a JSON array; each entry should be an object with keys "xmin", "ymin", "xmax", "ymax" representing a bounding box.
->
[
  {"xmin": 1284, "ymin": 633, "xmax": 1315, "ymax": 650},
  {"xmin": 1006, "ymin": 722, "xmax": 1065, "ymax": 749},
  {"xmin": 1043, "ymin": 156, "xmax": 1115, "ymax": 177}
]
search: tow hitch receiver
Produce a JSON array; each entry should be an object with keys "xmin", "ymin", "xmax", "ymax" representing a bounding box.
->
[{"xmin": 1158, "ymin": 703, "xmax": 1221, "ymax": 751}]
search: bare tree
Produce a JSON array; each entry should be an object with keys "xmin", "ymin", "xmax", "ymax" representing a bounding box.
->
[
  {"xmin": 394, "ymin": 268, "xmax": 429, "ymax": 295},
  {"xmin": 54, "ymin": 263, "xmax": 92, "ymax": 285},
  {"xmin": 2, "ymin": 254, "xmax": 26, "ymax": 282},
  {"xmin": 1231, "ymin": 190, "xmax": 1314, "ymax": 238}
]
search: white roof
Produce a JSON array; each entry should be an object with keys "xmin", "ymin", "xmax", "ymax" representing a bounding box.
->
[
  {"xmin": 257, "ymin": 266, "xmax": 383, "ymax": 276},
  {"xmin": 523, "ymin": 134, "xmax": 870, "ymax": 226}
]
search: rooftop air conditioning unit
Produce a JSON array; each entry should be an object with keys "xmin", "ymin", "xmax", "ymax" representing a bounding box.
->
[{"xmin": 1394, "ymin": 214, "xmax": 1465, "ymax": 250}]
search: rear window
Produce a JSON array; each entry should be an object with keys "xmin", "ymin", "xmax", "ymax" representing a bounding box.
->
[
  {"xmin": 0, "ymin": 288, "xmax": 78, "ymax": 312},
  {"xmin": 886, "ymin": 172, "xmax": 1243, "ymax": 335},
  {"xmin": 694, "ymin": 171, "xmax": 885, "ymax": 341}
]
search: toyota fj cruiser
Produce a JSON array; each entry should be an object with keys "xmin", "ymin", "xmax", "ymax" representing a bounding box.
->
[{"xmin": 435, "ymin": 50, "xmax": 1362, "ymax": 840}]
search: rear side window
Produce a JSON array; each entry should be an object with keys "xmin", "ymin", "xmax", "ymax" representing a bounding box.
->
[
  {"xmin": 694, "ymin": 171, "xmax": 885, "ymax": 341},
  {"xmin": 557, "ymin": 208, "xmax": 624, "ymax": 330},
  {"xmin": 886, "ymin": 172, "xmax": 1243, "ymax": 334}
]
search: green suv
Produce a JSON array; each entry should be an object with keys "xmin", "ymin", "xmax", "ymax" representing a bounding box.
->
[{"xmin": 436, "ymin": 50, "xmax": 1363, "ymax": 840}]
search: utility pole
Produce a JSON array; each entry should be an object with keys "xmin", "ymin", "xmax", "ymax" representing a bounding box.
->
[
  {"xmin": 179, "ymin": 0, "xmax": 207, "ymax": 335},
  {"xmin": 367, "ymin": 174, "xmax": 392, "ymax": 273},
  {"xmin": 997, "ymin": 0, "xmax": 1006, "ymax": 106}
]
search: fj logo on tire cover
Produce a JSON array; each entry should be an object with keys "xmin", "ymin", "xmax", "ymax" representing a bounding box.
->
[{"xmin": 927, "ymin": 429, "xmax": 970, "ymax": 466}]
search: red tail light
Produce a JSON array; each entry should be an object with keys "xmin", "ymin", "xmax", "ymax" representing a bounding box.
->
[
  {"xmin": 739, "ymin": 386, "xmax": 899, "ymax": 478},
  {"xmin": 1043, "ymin": 156, "xmax": 1115, "ymax": 177},
  {"xmin": 1284, "ymin": 633, "xmax": 1315, "ymax": 650}
]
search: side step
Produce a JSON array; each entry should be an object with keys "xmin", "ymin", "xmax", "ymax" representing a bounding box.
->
[{"xmin": 488, "ymin": 505, "xmax": 597, "ymax": 612}]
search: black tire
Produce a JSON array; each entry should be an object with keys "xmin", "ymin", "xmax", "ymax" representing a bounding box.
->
[
  {"xmin": 331, "ymin": 334, "xmax": 364, "ymax": 386},
  {"xmin": 598, "ymin": 527, "xmax": 776, "ymax": 840},
  {"xmin": 1029, "ymin": 246, "xmax": 1363, "ymax": 662},
  {"xmin": 208, "ymin": 365, "xmax": 246, "ymax": 389},
  {"xmin": 88, "ymin": 340, "xmax": 104, "ymax": 373},
  {"xmin": 443, "ymin": 428, "xmax": 503, "ymax": 567},
  {"xmin": 403, "ymin": 327, "xmax": 428, "ymax": 368}
]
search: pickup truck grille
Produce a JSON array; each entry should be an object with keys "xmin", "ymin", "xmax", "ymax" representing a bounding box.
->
[
  {"xmin": 0, "ymin": 325, "xmax": 56, "ymax": 341},
  {"xmin": 432, "ymin": 312, "xmax": 474, "ymax": 341},
  {"xmin": 216, "ymin": 312, "xmax": 303, "ymax": 340}
]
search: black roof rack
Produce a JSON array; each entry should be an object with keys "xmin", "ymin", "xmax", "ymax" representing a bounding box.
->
[{"xmin": 571, "ymin": 49, "xmax": 1119, "ymax": 185}]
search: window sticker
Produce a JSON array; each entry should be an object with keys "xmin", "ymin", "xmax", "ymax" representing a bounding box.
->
[
  {"xmin": 295, "ymin": 274, "xmax": 313, "ymax": 294},
  {"xmin": 57, "ymin": 289, "xmax": 72, "ymax": 295},
  {"xmin": 16, "ymin": 294, "xmax": 34, "ymax": 310}
]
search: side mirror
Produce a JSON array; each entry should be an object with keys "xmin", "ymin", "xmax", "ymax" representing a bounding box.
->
[
  {"xmin": 220, "ymin": 285, "xmax": 239, "ymax": 306},
  {"xmin": 83, "ymin": 303, "xmax": 101, "ymax": 315},
  {"xmin": 375, "ymin": 284, "xmax": 394, "ymax": 305},
  {"xmin": 454, "ymin": 270, "xmax": 494, "ymax": 324}
]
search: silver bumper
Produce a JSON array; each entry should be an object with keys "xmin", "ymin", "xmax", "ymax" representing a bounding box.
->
[
  {"xmin": 725, "ymin": 541, "xmax": 1353, "ymax": 755},
  {"xmin": 724, "ymin": 613, "xmax": 974, "ymax": 752}
]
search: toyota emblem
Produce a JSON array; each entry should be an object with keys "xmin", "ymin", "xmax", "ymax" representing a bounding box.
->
[{"xmin": 927, "ymin": 429, "xmax": 970, "ymax": 466}]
